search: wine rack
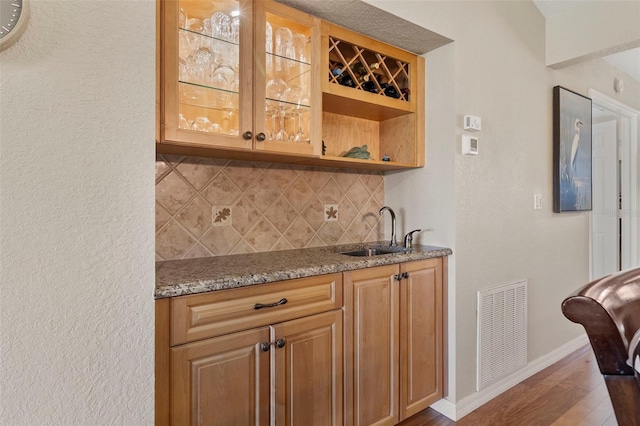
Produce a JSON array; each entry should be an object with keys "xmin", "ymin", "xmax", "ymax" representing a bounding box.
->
[{"xmin": 327, "ymin": 36, "xmax": 410, "ymax": 102}]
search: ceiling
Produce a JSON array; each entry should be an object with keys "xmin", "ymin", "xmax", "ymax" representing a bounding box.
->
[{"xmin": 532, "ymin": 0, "xmax": 640, "ymax": 82}]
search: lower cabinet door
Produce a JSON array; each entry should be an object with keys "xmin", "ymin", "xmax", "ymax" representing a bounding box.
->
[
  {"xmin": 344, "ymin": 264, "xmax": 400, "ymax": 426},
  {"xmin": 272, "ymin": 309, "xmax": 343, "ymax": 426},
  {"xmin": 399, "ymin": 258, "xmax": 444, "ymax": 420},
  {"xmin": 170, "ymin": 327, "xmax": 270, "ymax": 425}
]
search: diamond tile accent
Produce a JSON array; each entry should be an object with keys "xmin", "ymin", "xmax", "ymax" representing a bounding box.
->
[
  {"xmin": 156, "ymin": 203, "xmax": 171, "ymax": 232},
  {"xmin": 306, "ymin": 235, "xmax": 326, "ymax": 248},
  {"xmin": 200, "ymin": 226, "xmax": 242, "ymax": 256},
  {"xmin": 230, "ymin": 240, "xmax": 256, "ymax": 255},
  {"xmin": 245, "ymin": 217, "xmax": 279, "ymax": 252},
  {"xmin": 303, "ymin": 166, "xmax": 335, "ymax": 191},
  {"xmin": 301, "ymin": 197, "xmax": 325, "ymax": 231},
  {"xmin": 285, "ymin": 176, "xmax": 314, "ymax": 212},
  {"xmin": 271, "ymin": 237, "xmax": 294, "ymax": 252},
  {"xmin": 345, "ymin": 178, "xmax": 370, "ymax": 211},
  {"xmin": 176, "ymin": 157, "xmax": 224, "ymax": 190},
  {"xmin": 265, "ymin": 196, "xmax": 298, "ymax": 233},
  {"xmin": 183, "ymin": 242, "xmax": 213, "ymax": 259},
  {"xmin": 360, "ymin": 172, "xmax": 384, "ymax": 194},
  {"xmin": 347, "ymin": 214, "xmax": 372, "ymax": 243},
  {"xmin": 155, "ymin": 156, "xmax": 171, "ymax": 183},
  {"xmin": 372, "ymin": 181, "xmax": 385, "ymax": 205},
  {"xmin": 338, "ymin": 197, "xmax": 359, "ymax": 230},
  {"xmin": 156, "ymin": 220, "xmax": 196, "ymax": 259},
  {"xmin": 176, "ymin": 196, "xmax": 211, "ymax": 238},
  {"xmin": 231, "ymin": 197, "xmax": 261, "ymax": 235},
  {"xmin": 264, "ymin": 164, "xmax": 299, "ymax": 189},
  {"xmin": 245, "ymin": 177, "xmax": 279, "ymax": 212},
  {"xmin": 156, "ymin": 171, "xmax": 196, "ymax": 215},
  {"xmin": 324, "ymin": 204, "xmax": 339, "ymax": 222},
  {"xmin": 317, "ymin": 177, "xmax": 344, "ymax": 205},
  {"xmin": 223, "ymin": 161, "xmax": 264, "ymax": 191},
  {"xmin": 155, "ymin": 158, "xmax": 386, "ymax": 260},
  {"xmin": 361, "ymin": 196, "xmax": 383, "ymax": 228},
  {"xmin": 335, "ymin": 169, "xmax": 360, "ymax": 192},
  {"xmin": 202, "ymin": 173, "xmax": 242, "ymax": 207},
  {"xmin": 211, "ymin": 206, "xmax": 232, "ymax": 226},
  {"xmin": 317, "ymin": 221, "xmax": 344, "ymax": 245},
  {"xmin": 283, "ymin": 217, "xmax": 315, "ymax": 248}
]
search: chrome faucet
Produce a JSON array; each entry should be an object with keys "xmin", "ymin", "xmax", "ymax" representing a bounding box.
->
[
  {"xmin": 379, "ymin": 206, "xmax": 398, "ymax": 246},
  {"xmin": 403, "ymin": 229, "xmax": 422, "ymax": 249}
]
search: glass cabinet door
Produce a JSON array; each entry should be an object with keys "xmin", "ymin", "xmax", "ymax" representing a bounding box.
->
[
  {"xmin": 161, "ymin": 0, "xmax": 253, "ymax": 150},
  {"xmin": 254, "ymin": 1, "xmax": 321, "ymax": 156}
]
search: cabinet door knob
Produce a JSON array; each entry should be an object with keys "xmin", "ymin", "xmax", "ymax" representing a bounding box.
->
[
  {"xmin": 402, "ymin": 272, "xmax": 409, "ymax": 279},
  {"xmin": 256, "ymin": 132, "xmax": 266, "ymax": 142},
  {"xmin": 260, "ymin": 342, "xmax": 270, "ymax": 352},
  {"xmin": 254, "ymin": 298, "xmax": 288, "ymax": 310},
  {"xmin": 394, "ymin": 274, "xmax": 402, "ymax": 281},
  {"xmin": 276, "ymin": 338, "xmax": 286, "ymax": 348},
  {"xmin": 242, "ymin": 131, "xmax": 253, "ymax": 140}
]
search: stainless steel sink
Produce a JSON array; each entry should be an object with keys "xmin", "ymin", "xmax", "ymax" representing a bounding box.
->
[{"xmin": 341, "ymin": 248, "xmax": 397, "ymax": 257}]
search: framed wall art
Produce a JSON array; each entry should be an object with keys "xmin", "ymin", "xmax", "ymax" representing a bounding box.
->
[{"xmin": 553, "ymin": 86, "xmax": 593, "ymax": 212}]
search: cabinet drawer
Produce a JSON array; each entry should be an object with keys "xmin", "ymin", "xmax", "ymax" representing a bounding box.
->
[{"xmin": 171, "ymin": 273, "xmax": 343, "ymax": 345}]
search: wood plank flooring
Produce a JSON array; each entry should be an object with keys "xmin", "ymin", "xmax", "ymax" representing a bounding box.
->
[{"xmin": 398, "ymin": 345, "xmax": 617, "ymax": 426}]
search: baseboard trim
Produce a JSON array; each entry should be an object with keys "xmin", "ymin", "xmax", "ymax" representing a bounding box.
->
[{"xmin": 429, "ymin": 334, "xmax": 589, "ymax": 420}]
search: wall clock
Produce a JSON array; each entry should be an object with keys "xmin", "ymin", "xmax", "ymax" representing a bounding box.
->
[{"xmin": 0, "ymin": 0, "xmax": 29, "ymax": 52}]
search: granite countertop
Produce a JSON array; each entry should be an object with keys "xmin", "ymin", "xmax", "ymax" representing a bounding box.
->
[{"xmin": 155, "ymin": 242, "xmax": 453, "ymax": 299}]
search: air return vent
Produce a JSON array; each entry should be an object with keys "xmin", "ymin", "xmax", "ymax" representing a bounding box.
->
[{"xmin": 477, "ymin": 280, "xmax": 527, "ymax": 391}]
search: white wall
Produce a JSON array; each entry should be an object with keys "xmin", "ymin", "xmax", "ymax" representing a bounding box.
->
[
  {"xmin": 0, "ymin": 1, "xmax": 156, "ymax": 424},
  {"xmin": 546, "ymin": 0, "xmax": 640, "ymax": 68},
  {"xmin": 370, "ymin": 0, "xmax": 640, "ymax": 412}
]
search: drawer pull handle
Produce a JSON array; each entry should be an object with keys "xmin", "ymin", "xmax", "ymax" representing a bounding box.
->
[
  {"xmin": 276, "ymin": 338, "xmax": 286, "ymax": 348},
  {"xmin": 254, "ymin": 298, "xmax": 288, "ymax": 310}
]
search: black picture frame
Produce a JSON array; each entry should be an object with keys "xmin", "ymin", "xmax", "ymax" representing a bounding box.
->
[{"xmin": 553, "ymin": 86, "xmax": 593, "ymax": 212}]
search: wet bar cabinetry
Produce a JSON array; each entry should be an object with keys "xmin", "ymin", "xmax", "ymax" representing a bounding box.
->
[
  {"xmin": 155, "ymin": 248, "xmax": 447, "ymax": 425},
  {"xmin": 157, "ymin": 0, "xmax": 425, "ymax": 171}
]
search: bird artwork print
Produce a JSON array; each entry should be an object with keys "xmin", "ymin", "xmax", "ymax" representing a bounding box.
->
[{"xmin": 570, "ymin": 118, "xmax": 583, "ymax": 173}]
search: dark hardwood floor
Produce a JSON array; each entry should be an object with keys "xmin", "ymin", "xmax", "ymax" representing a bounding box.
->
[{"xmin": 399, "ymin": 345, "xmax": 617, "ymax": 426}]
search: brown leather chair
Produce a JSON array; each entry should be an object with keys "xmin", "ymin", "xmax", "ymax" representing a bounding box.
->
[{"xmin": 561, "ymin": 268, "xmax": 640, "ymax": 425}]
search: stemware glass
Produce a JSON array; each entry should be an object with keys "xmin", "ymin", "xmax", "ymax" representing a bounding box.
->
[
  {"xmin": 274, "ymin": 27, "xmax": 293, "ymax": 74},
  {"xmin": 211, "ymin": 12, "xmax": 231, "ymax": 41},
  {"xmin": 178, "ymin": 113, "xmax": 191, "ymax": 130},
  {"xmin": 191, "ymin": 116, "xmax": 215, "ymax": 133},
  {"xmin": 265, "ymin": 78, "xmax": 288, "ymax": 141},
  {"xmin": 283, "ymin": 85, "xmax": 308, "ymax": 143}
]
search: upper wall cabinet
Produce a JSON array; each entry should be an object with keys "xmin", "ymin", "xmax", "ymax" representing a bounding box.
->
[
  {"xmin": 320, "ymin": 21, "xmax": 425, "ymax": 169},
  {"xmin": 158, "ymin": 0, "xmax": 322, "ymax": 158},
  {"xmin": 157, "ymin": 0, "xmax": 425, "ymax": 170}
]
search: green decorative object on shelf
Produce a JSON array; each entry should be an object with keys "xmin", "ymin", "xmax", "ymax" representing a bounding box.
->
[{"xmin": 342, "ymin": 145, "xmax": 372, "ymax": 160}]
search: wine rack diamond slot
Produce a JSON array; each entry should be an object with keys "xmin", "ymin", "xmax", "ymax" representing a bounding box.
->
[{"xmin": 328, "ymin": 36, "xmax": 410, "ymax": 102}]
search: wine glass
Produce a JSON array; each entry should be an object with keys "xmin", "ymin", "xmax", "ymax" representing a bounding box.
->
[
  {"xmin": 274, "ymin": 26, "xmax": 292, "ymax": 73},
  {"xmin": 283, "ymin": 85, "xmax": 308, "ymax": 143},
  {"xmin": 211, "ymin": 12, "xmax": 231, "ymax": 40},
  {"xmin": 178, "ymin": 113, "xmax": 191, "ymax": 130},
  {"xmin": 265, "ymin": 78, "xmax": 287, "ymax": 141}
]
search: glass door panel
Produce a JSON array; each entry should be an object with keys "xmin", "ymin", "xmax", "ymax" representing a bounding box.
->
[{"xmin": 178, "ymin": 0, "xmax": 240, "ymax": 135}]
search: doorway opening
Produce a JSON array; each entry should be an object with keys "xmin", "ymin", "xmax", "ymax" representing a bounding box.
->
[{"xmin": 589, "ymin": 89, "xmax": 639, "ymax": 280}]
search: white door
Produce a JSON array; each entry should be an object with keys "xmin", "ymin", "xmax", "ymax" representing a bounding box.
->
[{"xmin": 591, "ymin": 120, "xmax": 618, "ymax": 280}]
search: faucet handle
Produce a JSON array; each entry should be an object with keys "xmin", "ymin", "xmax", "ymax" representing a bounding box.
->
[{"xmin": 403, "ymin": 229, "xmax": 422, "ymax": 249}]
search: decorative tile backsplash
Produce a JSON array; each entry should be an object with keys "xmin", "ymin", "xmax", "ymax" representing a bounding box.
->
[{"xmin": 156, "ymin": 155, "xmax": 385, "ymax": 260}]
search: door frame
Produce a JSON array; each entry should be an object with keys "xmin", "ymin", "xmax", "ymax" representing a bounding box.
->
[{"xmin": 588, "ymin": 89, "xmax": 639, "ymax": 278}]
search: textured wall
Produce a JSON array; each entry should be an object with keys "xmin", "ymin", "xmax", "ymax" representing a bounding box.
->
[
  {"xmin": 370, "ymin": 0, "xmax": 640, "ymax": 408},
  {"xmin": 156, "ymin": 156, "xmax": 385, "ymax": 260},
  {"xmin": 0, "ymin": 1, "xmax": 155, "ymax": 424}
]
